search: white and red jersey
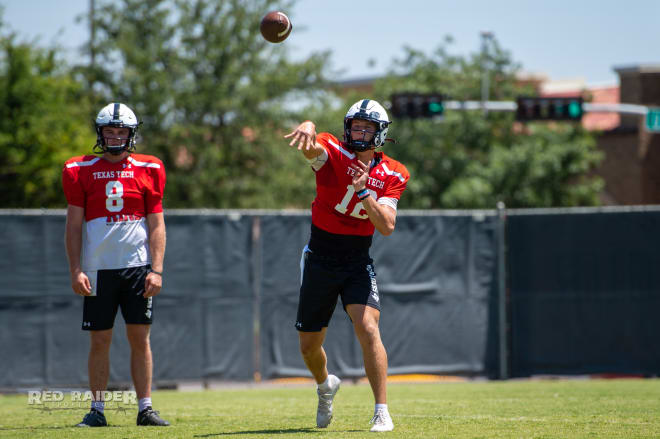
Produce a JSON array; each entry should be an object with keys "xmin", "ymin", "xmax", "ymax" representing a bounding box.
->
[
  {"xmin": 311, "ymin": 132, "xmax": 409, "ymax": 236},
  {"xmin": 62, "ymin": 153, "xmax": 166, "ymax": 271}
]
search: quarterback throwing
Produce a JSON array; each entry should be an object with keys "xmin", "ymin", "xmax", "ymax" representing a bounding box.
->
[{"xmin": 284, "ymin": 99, "xmax": 410, "ymax": 432}]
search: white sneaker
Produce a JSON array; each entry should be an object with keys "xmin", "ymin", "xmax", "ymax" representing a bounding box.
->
[
  {"xmin": 316, "ymin": 374, "xmax": 341, "ymax": 428},
  {"xmin": 369, "ymin": 408, "xmax": 394, "ymax": 432}
]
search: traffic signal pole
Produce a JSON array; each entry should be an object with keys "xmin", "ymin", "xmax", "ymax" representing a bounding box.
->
[
  {"xmin": 480, "ymin": 31, "xmax": 494, "ymax": 117},
  {"xmin": 583, "ymin": 102, "xmax": 648, "ymax": 115},
  {"xmin": 388, "ymin": 90, "xmax": 652, "ymax": 122},
  {"xmin": 389, "ymin": 99, "xmax": 650, "ymax": 116}
]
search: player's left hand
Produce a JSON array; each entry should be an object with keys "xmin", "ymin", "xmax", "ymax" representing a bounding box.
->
[
  {"xmin": 144, "ymin": 272, "xmax": 162, "ymax": 298},
  {"xmin": 350, "ymin": 160, "xmax": 369, "ymax": 191}
]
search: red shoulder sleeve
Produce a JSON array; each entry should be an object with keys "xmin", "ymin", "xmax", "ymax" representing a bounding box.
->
[
  {"xmin": 381, "ymin": 160, "xmax": 410, "ymax": 200},
  {"xmin": 317, "ymin": 132, "xmax": 353, "ymax": 161},
  {"xmin": 316, "ymin": 132, "xmax": 333, "ymax": 153},
  {"xmin": 145, "ymin": 157, "xmax": 166, "ymax": 214},
  {"xmin": 62, "ymin": 158, "xmax": 86, "ymax": 207}
]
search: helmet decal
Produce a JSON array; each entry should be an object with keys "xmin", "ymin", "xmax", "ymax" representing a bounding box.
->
[{"xmin": 112, "ymin": 103, "xmax": 121, "ymax": 121}]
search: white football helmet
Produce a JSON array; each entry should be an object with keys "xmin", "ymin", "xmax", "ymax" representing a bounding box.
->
[
  {"xmin": 343, "ymin": 99, "xmax": 391, "ymax": 151},
  {"xmin": 94, "ymin": 103, "xmax": 140, "ymax": 155}
]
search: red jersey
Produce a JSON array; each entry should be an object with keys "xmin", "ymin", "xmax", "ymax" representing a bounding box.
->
[
  {"xmin": 62, "ymin": 153, "xmax": 166, "ymax": 271},
  {"xmin": 311, "ymin": 133, "xmax": 409, "ymax": 236}
]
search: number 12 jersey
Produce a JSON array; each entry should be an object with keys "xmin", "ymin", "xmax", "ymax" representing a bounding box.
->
[{"xmin": 311, "ymin": 132, "xmax": 409, "ymax": 236}]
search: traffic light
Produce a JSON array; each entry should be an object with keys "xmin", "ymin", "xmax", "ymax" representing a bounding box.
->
[
  {"xmin": 390, "ymin": 93, "xmax": 444, "ymax": 119},
  {"xmin": 516, "ymin": 96, "xmax": 583, "ymax": 121}
]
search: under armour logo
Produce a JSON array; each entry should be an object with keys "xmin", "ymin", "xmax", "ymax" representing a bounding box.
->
[
  {"xmin": 375, "ymin": 169, "xmax": 385, "ymax": 176},
  {"xmin": 83, "ymin": 322, "xmax": 91, "ymax": 327},
  {"xmin": 295, "ymin": 322, "xmax": 303, "ymax": 328}
]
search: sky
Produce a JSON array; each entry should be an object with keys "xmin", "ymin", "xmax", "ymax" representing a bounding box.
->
[{"xmin": 3, "ymin": 0, "xmax": 659, "ymax": 85}]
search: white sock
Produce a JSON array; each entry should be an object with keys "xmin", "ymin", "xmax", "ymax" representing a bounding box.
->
[
  {"xmin": 138, "ymin": 397, "xmax": 152, "ymax": 412},
  {"xmin": 91, "ymin": 400, "xmax": 104, "ymax": 413},
  {"xmin": 375, "ymin": 403, "xmax": 388, "ymax": 414},
  {"xmin": 318, "ymin": 376, "xmax": 331, "ymax": 391}
]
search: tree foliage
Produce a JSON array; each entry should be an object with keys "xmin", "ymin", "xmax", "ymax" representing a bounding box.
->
[{"xmin": 0, "ymin": 23, "xmax": 94, "ymax": 207}]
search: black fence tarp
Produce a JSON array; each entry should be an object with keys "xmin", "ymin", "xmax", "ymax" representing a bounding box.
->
[
  {"xmin": 507, "ymin": 209, "xmax": 660, "ymax": 376},
  {"xmin": 257, "ymin": 214, "xmax": 499, "ymax": 378},
  {"xmin": 0, "ymin": 210, "xmax": 499, "ymax": 388},
  {"xmin": 5, "ymin": 207, "xmax": 660, "ymax": 387}
]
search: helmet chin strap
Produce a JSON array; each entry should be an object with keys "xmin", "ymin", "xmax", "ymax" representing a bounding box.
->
[
  {"xmin": 347, "ymin": 136, "xmax": 380, "ymax": 152},
  {"xmin": 349, "ymin": 145, "xmax": 375, "ymax": 152},
  {"xmin": 106, "ymin": 147, "xmax": 127, "ymax": 156},
  {"xmin": 93, "ymin": 138, "xmax": 133, "ymax": 155},
  {"xmin": 347, "ymin": 128, "xmax": 374, "ymax": 151}
]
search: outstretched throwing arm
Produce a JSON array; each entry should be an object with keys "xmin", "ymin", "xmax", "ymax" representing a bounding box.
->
[{"xmin": 284, "ymin": 120, "xmax": 325, "ymax": 160}]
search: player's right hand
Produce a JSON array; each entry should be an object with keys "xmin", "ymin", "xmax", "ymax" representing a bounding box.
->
[
  {"xmin": 284, "ymin": 121, "xmax": 316, "ymax": 151},
  {"xmin": 71, "ymin": 271, "xmax": 92, "ymax": 296}
]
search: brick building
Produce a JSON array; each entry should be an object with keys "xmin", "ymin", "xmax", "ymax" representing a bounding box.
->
[{"xmin": 589, "ymin": 65, "xmax": 660, "ymax": 205}]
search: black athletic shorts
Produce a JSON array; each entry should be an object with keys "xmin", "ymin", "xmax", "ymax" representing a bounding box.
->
[
  {"xmin": 295, "ymin": 246, "xmax": 381, "ymax": 332},
  {"xmin": 82, "ymin": 265, "xmax": 154, "ymax": 331}
]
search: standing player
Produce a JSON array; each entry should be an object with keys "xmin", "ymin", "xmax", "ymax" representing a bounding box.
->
[
  {"xmin": 63, "ymin": 103, "xmax": 170, "ymax": 427},
  {"xmin": 284, "ymin": 99, "xmax": 409, "ymax": 432}
]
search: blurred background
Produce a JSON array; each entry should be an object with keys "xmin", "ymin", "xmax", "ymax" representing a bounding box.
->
[{"xmin": 1, "ymin": 0, "xmax": 659, "ymax": 389}]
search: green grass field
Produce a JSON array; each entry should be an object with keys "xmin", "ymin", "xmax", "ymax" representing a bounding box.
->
[{"xmin": 1, "ymin": 379, "xmax": 659, "ymax": 438}]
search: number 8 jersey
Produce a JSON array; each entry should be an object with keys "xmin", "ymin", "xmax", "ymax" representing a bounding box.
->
[
  {"xmin": 311, "ymin": 133, "xmax": 410, "ymax": 236},
  {"xmin": 62, "ymin": 154, "xmax": 166, "ymax": 271}
]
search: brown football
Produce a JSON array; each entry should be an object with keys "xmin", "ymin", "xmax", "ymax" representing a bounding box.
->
[{"xmin": 260, "ymin": 11, "xmax": 292, "ymax": 43}]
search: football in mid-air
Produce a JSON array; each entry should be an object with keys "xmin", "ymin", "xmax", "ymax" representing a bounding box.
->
[{"xmin": 260, "ymin": 11, "xmax": 292, "ymax": 43}]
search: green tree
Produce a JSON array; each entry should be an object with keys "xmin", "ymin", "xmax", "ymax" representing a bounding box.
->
[
  {"xmin": 367, "ymin": 37, "xmax": 603, "ymax": 208},
  {"xmin": 83, "ymin": 0, "xmax": 332, "ymax": 208},
  {"xmin": 0, "ymin": 21, "xmax": 94, "ymax": 207}
]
